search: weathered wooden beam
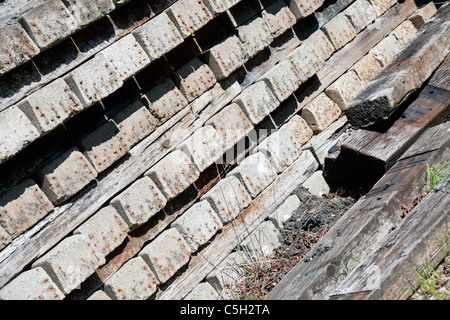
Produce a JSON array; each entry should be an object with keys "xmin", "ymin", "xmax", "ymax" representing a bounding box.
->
[
  {"xmin": 156, "ymin": 150, "xmax": 319, "ymax": 300},
  {"xmin": 428, "ymin": 53, "xmax": 450, "ymax": 92},
  {"xmin": 266, "ymin": 121, "xmax": 450, "ymax": 300},
  {"xmin": 331, "ymin": 84, "xmax": 450, "ymax": 186},
  {"xmin": 314, "ymin": 0, "xmax": 355, "ymax": 28},
  {"xmin": 303, "ymin": 115, "xmax": 349, "ymax": 165},
  {"xmin": 288, "ymin": 0, "xmax": 420, "ymax": 119},
  {"xmin": 330, "ymin": 172, "xmax": 450, "ymax": 300},
  {"xmin": 345, "ymin": 3, "xmax": 450, "ymax": 128}
]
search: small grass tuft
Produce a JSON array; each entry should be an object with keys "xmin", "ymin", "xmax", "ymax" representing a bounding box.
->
[{"xmin": 425, "ymin": 162, "xmax": 450, "ymax": 191}]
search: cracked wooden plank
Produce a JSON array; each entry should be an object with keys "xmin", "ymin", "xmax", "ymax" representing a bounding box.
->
[{"xmin": 156, "ymin": 150, "xmax": 319, "ymax": 300}]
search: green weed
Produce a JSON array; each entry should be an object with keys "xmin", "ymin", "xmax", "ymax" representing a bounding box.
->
[{"xmin": 425, "ymin": 162, "xmax": 449, "ymax": 191}]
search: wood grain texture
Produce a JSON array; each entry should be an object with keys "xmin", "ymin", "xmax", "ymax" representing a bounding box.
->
[{"xmin": 267, "ymin": 122, "xmax": 450, "ymax": 300}]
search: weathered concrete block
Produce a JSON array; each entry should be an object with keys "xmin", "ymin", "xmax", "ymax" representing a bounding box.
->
[
  {"xmin": 36, "ymin": 147, "xmax": 98, "ymax": 206},
  {"xmin": 19, "ymin": 1, "xmax": 79, "ymax": 49},
  {"xmin": 325, "ymin": 70, "xmax": 365, "ymax": 110},
  {"xmin": 144, "ymin": 78, "xmax": 189, "ymax": 124},
  {"xmin": 166, "ymin": 0, "xmax": 213, "ymax": 38},
  {"xmin": 301, "ymin": 92, "xmax": 342, "ymax": 133},
  {"xmin": 87, "ymin": 290, "xmax": 111, "ymax": 300},
  {"xmin": 0, "ymin": 225, "xmax": 12, "ymax": 250},
  {"xmin": 32, "ymin": 234, "xmax": 105, "ymax": 295},
  {"xmin": 391, "ymin": 19, "xmax": 418, "ymax": 47},
  {"xmin": 344, "ymin": 0, "xmax": 377, "ymax": 33},
  {"xmin": 0, "ymin": 178, "xmax": 54, "ymax": 239},
  {"xmin": 200, "ymin": 175, "xmax": 251, "ymax": 223},
  {"xmin": 172, "ymin": 200, "xmax": 223, "ymax": 252},
  {"xmin": 236, "ymin": 16, "xmax": 273, "ymax": 59},
  {"xmin": 74, "ymin": 205, "xmax": 129, "ymax": 257},
  {"xmin": 139, "ymin": 228, "xmax": 191, "ymax": 284},
  {"xmin": 0, "ymin": 105, "xmax": 40, "ymax": 165},
  {"xmin": 100, "ymin": 33, "xmax": 151, "ymax": 81},
  {"xmin": 178, "ymin": 125, "xmax": 225, "ymax": 172},
  {"xmin": 104, "ymin": 256, "xmax": 158, "ymax": 300},
  {"xmin": 0, "ymin": 267, "xmax": 64, "ymax": 300},
  {"xmin": 173, "ymin": 57, "xmax": 217, "ymax": 103},
  {"xmin": 111, "ymin": 99, "xmax": 158, "ymax": 148},
  {"xmin": 133, "ymin": 12, "xmax": 183, "ymax": 61},
  {"xmin": 110, "ymin": 176, "xmax": 167, "ymax": 230},
  {"xmin": 260, "ymin": 59, "xmax": 300, "ymax": 102},
  {"xmin": 204, "ymin": 35, "xmax": 247, "ymax": 81},
  {"xmin": 233, "ymin": 81, "xmax": 280, "ymax": 125},
  {"xmin": 268, "ymin": 194, "xmax": 301, "ymax": 228},
  {"xmin": 350, "ymin": 53, "xmax": 383, "ymax": 83},
  {"xmin": 206, "ymin": 251, "xmax": 246, "ymax": 290},
  {"xmin": 256, "ymin": 127, "xmax": 302, "ymax": 173},
  {"xmin": 303, "ymin": 29, "xmax": 335, "ymax": 62},
  {"xmin": 369, "ymin": 0, "xmax": 397, "ymax": 16},
  {"xmin": 206, "ymin": 103, "xmax": 253, "ymax": 151},
  {"xmin": 64, "ymin": 53, "xmax": 123, "ymax": 107},
  {"xmin": 79, "ymin": 120, "xmax": 129, "ymax": 173},
  {"xmin": 287, "ymin": 0, "xmax": 324, "ymax": 20},
  {"xmin": 0, "ymin": 22, "xmax": 39, "ymax": 76},
  {"xmin": 302, "ymin": 170, "xmax": 330, "ymax": 196},
  {"xmin": 237, "ymin": 220, "xmax": 280, "ymax": 259},
  {"xmin": 280, "ymin": 114, "xmax": 313, "ymax": 146},
  {"xmin": 369, "ymin": 34, "xmax": 401, "ymax": 68},
  {"xmin": 18, "ymin": 78, "xmax": 84, "ymax": 134},
  {"xmin": 229, "ymin": 152, "xmax": 277, "ymax": 198},
  {"xmin": 202, "ymin": 0, "xmax": 241, "ymax": 15},
  {"xmin": 184, "ymin": 282, "xmax": 220, "ymax": 300},
  {"xmin": 322, "ymin": 12, "xmax": 357, "ymax": 50},
  {"xmin": 262, "ymin": 0, "xmax": 296, "ymax": 38},
  {"xmin": 62, "ymin": 0, "xmax": 116, "ymax": 27},
  {"xmin": 145, "ymin": 149, "xmax": 200, "ymax": 200},
  {"xmin": 409, "ymin": 2, "xmax": 437, "ymax": 30},
  {"xmin": 286, "ymin": 42, "xmax": 324, "ymax": 83}
]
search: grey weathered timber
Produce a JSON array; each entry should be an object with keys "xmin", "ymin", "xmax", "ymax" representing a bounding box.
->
[
  {"xmin": 302, "ymin": 115, "xmax": 349, "ymax": 165},
  {"xmin": 340, "ymin": 84, "xmax": 450, "ymax": 172},
  {"xmin": 156, "ymin": 150, "xmax": 319, "ymax": 300},
  {"xmin": 331, "ymin": 187, "xmax": 449, "ymax": 299},
  {"xmin": 329, "ymin": 123, "xmax": 450, "ymax": 300},
  {"xmin": 266, "ymin": 122, "xmax": 450, "ymax": 300},
  {"xmin": 428, "ymin": 53, "xmax": 450, "ymax": 92},
  {"xmin": 345, "ymin": 3, "xmax": 450, "ymax": 128}
]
